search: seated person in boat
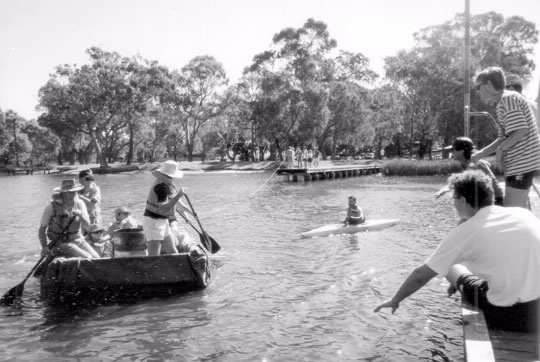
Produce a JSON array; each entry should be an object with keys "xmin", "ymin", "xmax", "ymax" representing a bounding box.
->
[
  {"xmin": 85, "ymin": 223, "xmax": 113, "ymax": 258},
  {"xmin": 344, "ymin": 196, "xmax": 365, "ymax": 225},
  {"xmin": 106, "ymin": 206, "xmax": 140, "ymax": 237},
  {"xmin": 436, "ymin": 137, "xmax": 504, "ymax": 205},
  {"xmin": 375, "ymin": 170, "xmax": 539, "ymax": 333},
  {"xmin": 143, "ymin": 160, "xmax": 194, "ymax": 256},
  {"xmin": 39, "ymin": 179, "xmax": 101, "ymax": 259}
]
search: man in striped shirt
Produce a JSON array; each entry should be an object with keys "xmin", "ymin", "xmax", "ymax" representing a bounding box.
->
[{"xmin": 472, "ymin": 67, "xmax": 540, "ymax": 208}]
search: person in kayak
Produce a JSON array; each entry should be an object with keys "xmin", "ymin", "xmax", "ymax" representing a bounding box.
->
[{"xmin": 344, "ymin": 196, "xmax": 365, "ymax": 225}]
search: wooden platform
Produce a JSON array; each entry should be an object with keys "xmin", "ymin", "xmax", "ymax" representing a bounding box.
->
[
  {"xmin": 462, "ymin": 300, "xmax": 539, "ymax": 361},
  {"xmin": 275, "ymin": 165, "xmax": 381, "ymax": 182}
]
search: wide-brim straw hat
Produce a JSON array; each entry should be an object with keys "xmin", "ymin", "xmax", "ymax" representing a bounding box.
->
[
  {"xmin": 155, "ymin": 160, "xmax": 184, "ymax": 178},
  {"xmin": 54, "ymin": 179, "xmax": 84, "ymax": 193},
  {"xmin": 88, "ymin": 223, "xmax": 105, "ymax": 233},
  {"xmin": 115, "ymin": 206, "xmax": 132, "ymax": 216}
]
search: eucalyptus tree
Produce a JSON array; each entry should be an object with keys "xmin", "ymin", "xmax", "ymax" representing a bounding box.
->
[
  {"xmin": 247, "ymin": 19, "xmax": 377, "ymax": 157},
  {"xmin": 38, "ymin": 47, "xmax": 164, "ymax": 167},
  {"xmin": 384, "ymin": 11, "xmax": 537, "ymax": 157},
  {"xmin": 21, "ymin": 120, "xmax": 61, "ymax": 166},
  {"xmin": 162, "ymin": 56, "xmax": 228, "ymax": 161},
  {"xmin": 3, "ymin": 110, "xmax": 31, "ymax": 166}
]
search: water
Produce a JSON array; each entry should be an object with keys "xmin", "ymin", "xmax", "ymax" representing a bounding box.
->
[{"xmin": 0, "ymin": 169, "xmax": 477, "ymax": 361}]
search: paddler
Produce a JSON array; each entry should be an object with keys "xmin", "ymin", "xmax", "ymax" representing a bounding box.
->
[
  {"xmin": 39, "ymin": 179, "xmax": 100, "ymax": 258},
  {"xmin": 143, "ymin": 160, "xmax": 194, "ymax": 256},
  {"xmin": 344, "ymin": 196, "xmax": 365, "ymax": 225}
]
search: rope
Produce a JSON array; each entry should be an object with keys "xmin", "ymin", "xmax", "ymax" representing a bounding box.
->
[{"xmin": 249, "ymin": 159, "xmax": 286, "ymax": 198}]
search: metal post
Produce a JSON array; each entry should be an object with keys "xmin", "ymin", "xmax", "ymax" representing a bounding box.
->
[{"xmin": 464, "ymin": 0, "xmax": 471, "ymax": 137}]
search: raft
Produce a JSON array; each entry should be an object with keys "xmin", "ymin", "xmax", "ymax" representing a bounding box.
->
[{"xmin": 40, "ymin": 250, "xmax": 210, "ymax": 306}]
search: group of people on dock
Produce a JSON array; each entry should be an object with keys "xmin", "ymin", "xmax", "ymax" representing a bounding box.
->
[
  {"xmin": 38, "ymin": 160, "xmax": 200, "ymax": 261},
  {"xmin": 284, "ymin": 146, "xmax": 320, "ymax": 169},
  {"xmin": 375, "ymin": 67, "xmax": 540, "ymax": 334}
]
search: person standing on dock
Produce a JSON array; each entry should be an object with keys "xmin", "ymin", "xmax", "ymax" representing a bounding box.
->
[
  {"xmin": 471, "ymin": 67, "xmax": 540, "ymax": 208},
  {"xmin": 375, "ymin": 170, "xmax": 539, "ymax": 333},
  {"xmin": 295, "ymin": 147, "xmax": 303, "ymax": 168}
]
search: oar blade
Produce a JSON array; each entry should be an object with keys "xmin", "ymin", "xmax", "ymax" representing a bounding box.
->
[
  {"xmin": 0, "ymin": 282, "xmax": 23, "ymax": 306},
  {"xmin": 198, "ymin": 233, "xmax": 212, "ymax": 253},
  {"xmin": 208, "ymin": 234, "xmax": 221, "ymax": 254}
]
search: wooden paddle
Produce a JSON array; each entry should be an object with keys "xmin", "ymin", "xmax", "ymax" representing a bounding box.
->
[
  {"xmin": 176, "ymin": 208, "xmax": 213, "ymax": 253},
  {"xmin": 0, "ymin": 216, "xmax": 76, "ymax": 307},
  {"xmin": 184, "ymin": 194, "xmax": 221, "ymax": 254}
]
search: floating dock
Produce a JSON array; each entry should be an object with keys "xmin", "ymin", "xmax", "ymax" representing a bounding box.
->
[
  {"xmin": 276, "ymin": 165, "xmax": 381, "ymax": 182},
  {"xmin": 462, "ymin": 299, "xmax": 538, "ymax": 361}
]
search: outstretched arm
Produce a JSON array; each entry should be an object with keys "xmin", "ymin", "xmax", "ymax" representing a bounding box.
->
[{"xmin": 374, "ymin": 264, "xmax": 438, "ymax": 314}]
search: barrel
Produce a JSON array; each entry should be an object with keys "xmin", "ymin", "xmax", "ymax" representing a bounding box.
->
[{"xmin": 113, "ymin": 228, "xmax": 147, "ymax": 257}]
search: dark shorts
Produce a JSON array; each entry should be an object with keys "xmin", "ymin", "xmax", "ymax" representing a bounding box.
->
[
  {"xmin": 505, "ymin": 170, "xmax": 536, "ymax": 190},
  {"xmin": 457, "ymin": 274, "xmax": 538, "ymax": 333}
]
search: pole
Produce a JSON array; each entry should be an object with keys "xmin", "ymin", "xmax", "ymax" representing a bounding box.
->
[{"xmin": 464, "ymin": 0, "xmax": 471, "ymax": 137}]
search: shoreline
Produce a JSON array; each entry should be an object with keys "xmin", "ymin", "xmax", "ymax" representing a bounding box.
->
[{"xmin": 53, "ymin": 159, "xmax": 382, "ymax": 176}]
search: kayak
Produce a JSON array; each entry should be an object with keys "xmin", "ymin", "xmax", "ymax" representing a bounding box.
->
[{"xmin": 300, "ymin": 219, "xmax": 399, "ymax": 238}]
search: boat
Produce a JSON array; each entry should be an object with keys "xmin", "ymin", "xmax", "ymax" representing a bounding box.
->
[
  {"xmin": 300, "ymin": 219, "xmax": 399, "ymax": 238},
  {"xmin": 40, "ymin": 249, "xmax": 210, "ymax": 307}
]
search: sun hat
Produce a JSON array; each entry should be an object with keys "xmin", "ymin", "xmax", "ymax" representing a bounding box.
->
[
  {"xmin": 505, "ymin": 74, "xmax": 522, "ymax": 87},
  {"xmin": 54, "ymin": 179, "xmax": 84, "ymax": 193},
  {"xmin": 88, "ymin": 223, "xmax": 105, "ymax": 233},
  {"xmin": 155, "ymin": 160, "xmax": 184, "ymax": 178},
  {"xmin": 115, "ymin": 206, "xmax": 132, "ymax": 216}
]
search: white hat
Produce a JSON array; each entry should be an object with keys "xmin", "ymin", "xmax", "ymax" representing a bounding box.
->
[
  {"xmin": 155, "ymin": 160, "xmax": 184, "ymax": 178},
  {"xmin": 53, "ymin": 179, "xmax": 84, "ymax": 192}
]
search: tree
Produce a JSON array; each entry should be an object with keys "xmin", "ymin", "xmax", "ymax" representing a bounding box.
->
[{"xmin": 162, "ymin": 56, "xmax": 228, "ymax": 161}]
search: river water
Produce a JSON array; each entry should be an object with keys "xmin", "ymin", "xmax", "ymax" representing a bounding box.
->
[{"xmin": 1, "ymin": 169, "xmax": 531, "ymax": 361}]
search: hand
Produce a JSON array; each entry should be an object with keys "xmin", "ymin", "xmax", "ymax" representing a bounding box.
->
[
  {"xmin": 471, "ymin": 151, "xmax": 482, "ymax": 163},
  {"xmin": 41, "ymin": 247, "xmax": 50, "ymax": 257},
  {"xmin": 177, "ymin": 187, "xmax": 186, "ymax": 197},
  {"xmin": 447, "ymin": 285, "xmax": 457, "ymax": 297},
  {"xmin": 435, "ymin": 186, "xmax": 449, "ymax": 199},
  {"xmin": 374, "ymin": 299, "xmax": 400, "ymax": 314}
]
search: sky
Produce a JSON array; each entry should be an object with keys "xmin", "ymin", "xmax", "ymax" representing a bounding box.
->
[{"xmin": 1, "ymin": 0, "xmax": 539, "ymax": 120}]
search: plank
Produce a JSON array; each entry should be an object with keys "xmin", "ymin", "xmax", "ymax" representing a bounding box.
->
[{"xmin": 462, "ymin": 301, "xmax": 496, "ymax": 362}]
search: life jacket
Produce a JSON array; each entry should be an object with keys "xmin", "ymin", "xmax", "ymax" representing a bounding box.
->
[
  {"xmin": 144, "ymin": 180, "xmax": 175, "ymax": 219},
  {"xmin": 350, "ymin": 207, "xmax": 361, "ymax": 218},
  {"xmin": 46, "ymin": 194, "xmax": 83, "ymax": 243}
]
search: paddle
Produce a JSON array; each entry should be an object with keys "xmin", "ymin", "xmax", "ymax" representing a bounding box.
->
[
  {"xmin": 0, "ymin": 216, "xmax": 76, "ymax": 307},
  {"xmin": 184, "ymin": 194, "xmax": 221, "ymax": 254},
  {"xmin": 176, "ymin": 208, "xmax": 213, "ymax": 253}
]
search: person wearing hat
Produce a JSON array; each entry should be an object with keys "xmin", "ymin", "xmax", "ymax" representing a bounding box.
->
[
  {"xmin": 143, "ymin": 160, "xmax": 194, "ymax": 256},
  {"xmin": 436, "ymin": 137, "xmax": 504, "ymax": 206},
  {"xmin": 472, "ymin": 67, "xmax": 540, "ymax": 208},
  {"xmin": 85, "ymin": 223, "xmax": 113, "ymax": 258},
  {"xmin": 78, "ymin": 170, "xmax": 102, "ymax": 224},
  {"xmin": 505, "ymin": 73, "xmax": 538, "ymax": 130},
  {"xmin": 106, "ymin": 206, "xmax": 140, "ymax": 237},
  {"xmin": 38, "ymin": 179, "xmax": 101, "ymax": 259}
]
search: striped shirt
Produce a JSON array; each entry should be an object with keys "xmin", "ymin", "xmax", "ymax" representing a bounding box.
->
[{"xmin": 496, "ymin": 91, "xmax": 540, "ymax": 176}]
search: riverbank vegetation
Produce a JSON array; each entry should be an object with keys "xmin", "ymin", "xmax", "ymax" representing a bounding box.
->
[{"xmin": 0, "ymin": 13, "xmax": 536, "ymax": 169}]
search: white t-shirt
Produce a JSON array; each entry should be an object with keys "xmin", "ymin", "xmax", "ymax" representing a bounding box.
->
[{"xmin": 426, "ymin": 205, "xmax": 540, "ymax": 306}]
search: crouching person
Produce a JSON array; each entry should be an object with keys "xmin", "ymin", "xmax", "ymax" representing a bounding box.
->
[
  {"xmin": 39, "ymin": 179, "xmax": 100, "ymax": 259},
  {"xmin": 86, "ymin": 223, "xmax": 113, "ymax": 258},
  {"xmin": 374, "ymin": 170, "xmax": 539, "ymax": 333}
]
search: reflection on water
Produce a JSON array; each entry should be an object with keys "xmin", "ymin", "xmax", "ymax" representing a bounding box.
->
[{"xmin": 1, "ymin": 170, "xmax": 519, "ymax": 361}]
